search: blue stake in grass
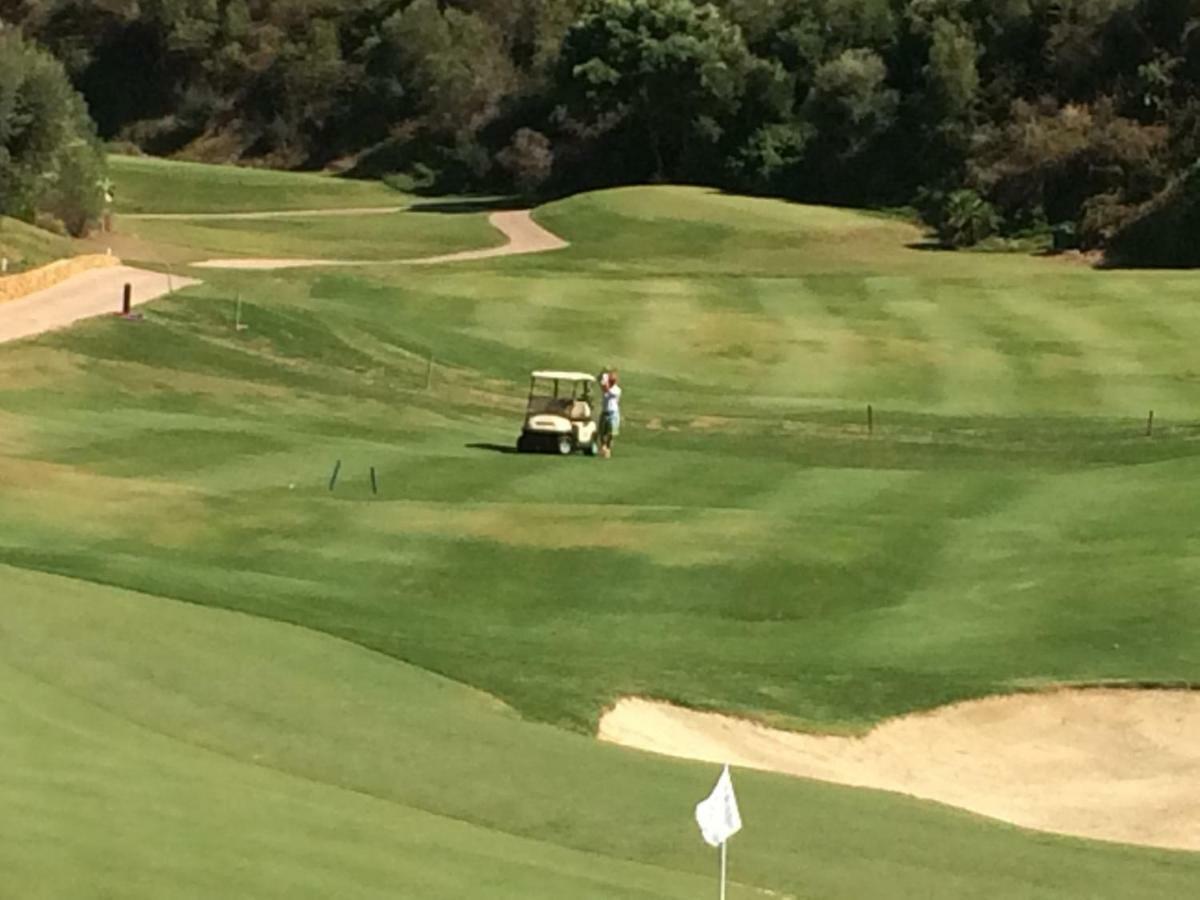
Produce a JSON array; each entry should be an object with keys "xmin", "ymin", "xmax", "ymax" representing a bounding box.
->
[{"xmin": 329, "ymin": 459, "xmax": 342, "ymax": 491}]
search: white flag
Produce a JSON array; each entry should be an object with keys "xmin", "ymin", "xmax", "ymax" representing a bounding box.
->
[{"xmin": 695, "ymin": 765, "xmax": 742, "ymax": 847}]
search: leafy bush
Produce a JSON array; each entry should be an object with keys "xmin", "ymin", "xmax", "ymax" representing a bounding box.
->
[
  {"xmin": 728, "ymin": 122, "xmax": 812, "ymax": 192},
  {"xmin": 920, "ymin": 189, "xmax": 1001, "ymax": 248},
  {"xmin": 384, "ymin": 163, "xmax": 438, "ymax": 195}
]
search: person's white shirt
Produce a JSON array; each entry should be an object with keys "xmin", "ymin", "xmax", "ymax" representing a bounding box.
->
[{"xmin": 604, "ymin": 383, "xmax": 622, "ymax": 415}]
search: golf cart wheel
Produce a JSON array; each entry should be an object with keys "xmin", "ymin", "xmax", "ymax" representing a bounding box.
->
[
  {"xmin": 584, "ymin": 438, "xmax": 600, "ymax": 457},
  {"xmin": 556, "ymin": 435, "xmax": 574, "ymax": 456}
]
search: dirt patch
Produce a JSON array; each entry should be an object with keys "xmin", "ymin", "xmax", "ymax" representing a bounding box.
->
[
  {"xmin": 1047, "ymin": 249, "xmax": 1104, "ymax": 267},
  {"xmin": 362, "ymin": 501, "xmax": 769, "ymax": 567},
  {"xmin": 599, "ymin": 691, "xmax": 1200, "ymax": 851},
  {"xmin": 689, "ymin": 415, "xmax": 736, "ymax": 431},
  {"xmin": 0, "ymin": 454, "xmax": 209, "ymax": 548}
]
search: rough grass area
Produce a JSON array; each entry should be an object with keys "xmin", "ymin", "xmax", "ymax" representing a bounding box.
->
[{"xmin": 4, "ymin": 173, "xmax": 1200, "ymax": 897}]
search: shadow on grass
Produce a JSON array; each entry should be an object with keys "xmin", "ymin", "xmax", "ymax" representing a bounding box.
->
[
  {"xmin": 465, "ymin": 442, "xmax": 519, "ymax": 455},
  {"xmin": 409, "ymin": 197, "xmax": 520, "ymax": 215}
]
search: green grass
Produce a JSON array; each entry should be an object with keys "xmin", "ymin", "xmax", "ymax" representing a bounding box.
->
[
  {"xmin": 104, "ymin": 156, "xmax": 500, "ymax": 264},
  {"xmin": 0, "ymin": 216, "xmax": 73, "ymax": 274},
  {"xmin": 109, "ymin": 155, "xmax": 408, "ymax": 214},
  {"xmin": 4, "ymin": 175, "xmax": 1200, "ymax": 895},
  {"xmin": 6, "ymin": 565, "xmax": 1200, "ymax": 899},
  {"xmin": 115, "ymin": 208, "xmax": 504, "ymax": 264}
]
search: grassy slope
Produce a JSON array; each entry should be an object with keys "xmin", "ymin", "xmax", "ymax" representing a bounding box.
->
[
  {"xmin": 4, "ymin": 178, "xmax": 1200, "ymax": 894},
  {"xmin": 6, "ymin": 565, "xmax": 1199, "ymax": 900},
  {"xmin": 109, "ymin": 155, "xmax": 408, "ymax": 214},
  {"xmin": 0, "ymin": 216, "xmax": 73, "ymax": 274},
  {"xmin": 118, "ymin": 209, "xmax": 505, "ymax": 264},
  {"xmin": 5, "ymin": 187, "xmax": 1200, "ymax": 732},
  {"xmin": 101, "ymin": 157, "xmax": 502, "ymax": 264},
  {"xmin": 2, "ymin": 567, "xmax": 712, "ymax": 900}
]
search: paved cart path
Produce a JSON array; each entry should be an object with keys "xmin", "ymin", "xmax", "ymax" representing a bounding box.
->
[{"xmin": 0, "ymin": 266, "xmax": 200, "ymax": 345}]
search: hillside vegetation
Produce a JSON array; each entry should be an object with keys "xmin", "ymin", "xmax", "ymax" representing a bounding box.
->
[
  {"xmin": 7, "ymin": 1, "xmax": 1200, "ymax": 262},
  {"xmin": 1107, "ymin": 161, "xmax": 1200, "ymax": 266}
]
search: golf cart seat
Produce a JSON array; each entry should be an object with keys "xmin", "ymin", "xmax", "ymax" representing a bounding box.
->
[{"xmin": 569, "ymin": 400, "xmax": 591, "ymax": 420}]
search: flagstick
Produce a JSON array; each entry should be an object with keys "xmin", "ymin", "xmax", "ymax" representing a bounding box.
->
[{"xmin": 719, "ymin": 841, "xmax": 726, "ymax": 900}]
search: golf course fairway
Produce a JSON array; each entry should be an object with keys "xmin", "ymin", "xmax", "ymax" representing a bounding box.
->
[{"xmin": 3, "ymin": 160, "xmax": 1200, "ymax": 897}]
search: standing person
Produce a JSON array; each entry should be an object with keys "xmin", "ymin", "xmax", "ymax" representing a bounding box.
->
[{"xmin": 600, "ymin": 368, "xmax": 622, "ymax": 458}]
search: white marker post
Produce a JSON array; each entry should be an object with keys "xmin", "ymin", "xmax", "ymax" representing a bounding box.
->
[
  {"xmin": 720, "ymin": 837, "xmax": 729, "ymax": 900},
  {"xmin": 695, "ymin": 765, "xmax": 742, "ymax": 900}
]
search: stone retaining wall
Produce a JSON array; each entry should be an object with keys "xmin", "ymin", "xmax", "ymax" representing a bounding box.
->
[{"xmin": 0, "ymin": 254, "xmax": 121, "ymax": 303}]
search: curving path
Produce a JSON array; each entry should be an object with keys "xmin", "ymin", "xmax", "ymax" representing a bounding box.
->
[{"xmin": 191, "ymin": 210, "xmax": 567, "ymax": 270}]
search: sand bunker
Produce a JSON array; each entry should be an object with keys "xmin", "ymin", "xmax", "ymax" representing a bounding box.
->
[{"xmin": 599, "ymin": 690, "xmax": 1200, "ymax": 851}]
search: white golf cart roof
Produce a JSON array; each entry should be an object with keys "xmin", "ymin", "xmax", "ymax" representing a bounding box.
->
[{"xmin": 530, "ymin": 370, "xmax": 595, "ymax": 382}]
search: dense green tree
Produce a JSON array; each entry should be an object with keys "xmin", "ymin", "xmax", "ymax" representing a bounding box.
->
[
  {"xmin": 924, "ymin": 17, "xmax": 979, "ymax": 119},
  {"xmin": 556, "ymin": 0, "xmax": 753, "ymax": 180},
  {"xmin": 385, "ymin": 0, "xmax": 515, "ymax": 137},
  {"xmin": 0, "ymin": 27, "xmax": 106, "ymax": 235},
  {"xmin": 802, "ymin": 48, "xmax": 898, "ymax": 164}
]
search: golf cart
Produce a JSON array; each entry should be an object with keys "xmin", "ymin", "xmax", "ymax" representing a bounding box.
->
[{"xmin": 516, "ymin": 370, "xmax": 600, "ymax": 456}]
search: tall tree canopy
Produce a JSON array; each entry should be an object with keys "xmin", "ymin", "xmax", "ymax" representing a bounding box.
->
[{"xmin": 557, "ymin": 0, "xmax": 753, "ymax": 181}]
